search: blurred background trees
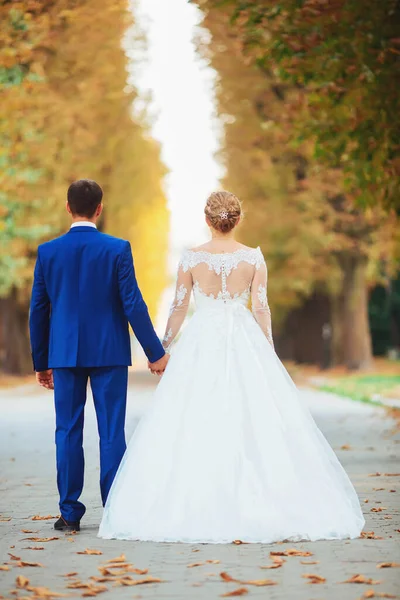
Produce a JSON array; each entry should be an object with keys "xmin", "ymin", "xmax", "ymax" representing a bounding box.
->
[
  {"xmin": 196, "ymin": 0, "xmax": 400, "ymax": 369},
  {"xmin": 0, "ymin": 0, "xmax": 168, "ymax": 374}
]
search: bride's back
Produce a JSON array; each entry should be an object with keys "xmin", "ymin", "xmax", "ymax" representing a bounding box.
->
[{"xmin": 181, "ymin": 242, "xmax": 264, "ymax": 301}]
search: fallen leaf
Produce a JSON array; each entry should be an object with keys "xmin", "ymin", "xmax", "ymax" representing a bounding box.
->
[
  {"xmin": 0, "ymin": 566, "xmax": 10, "ymax": 571},
  {"xmin": 16, "ymin": 561, "xmax": 44, "ymax": 568},
  {"xmin": 31, "ymin": 515, "xmax": 58, "ymax": 521},
  {"xmin": 384, "ymin": 473, "xmax": 400, "ymax": 476},
  {"xmin": 16, "ymin": 575, "xmax": 30, "ymax": 588},
  {"xmin": 8, "ymin": 553, "xmax": 21, "ymax": 560},
  {"xmin": 120, "ymin": 576, "xmax": 163, "ymax": 586},
  {"xmin": 220, "ymin": 572, "xmax": 235, "ymax": 582},
  {"xmin": 0, "ymin": 517, "xmax": 11, "ymax": 521},
  {"xmin": 26, "ymin": 586, "xmax": 67, "ymax": 598},
  {"xmin": 77, "ymin": 549, "xmax": 103, "ymax": 556},
  {"xmin": 62, "ymin": 572, "xmax": 78, "ymax": 577},
  {"xmin": 341, "ymin": 444, "xmax": 351, "ymax": 450},
  {"xmin": 232, "ymin": 540, "xmax": 244, "ymax": 545},
  {"xmin": 106, "ymin": 554, "xmax": 126, "ymax": 563},
  {"xmin": 192, "ymin": 549, "xmax": 200, "ymax": 552},
  {"xmin": 364, "ymin": 499, "xmax": 370, "ymax": 503},
  {"xmin": 22, "ymin": 537, "xmax": 59, "ymax": 542},
  {"xmin": 206, "ymin": 559, "xmax": 221, "ymax": 564},
  {"xmin": 22, "ymin": 547, "xmax": 44, "ymax": 550},
  {"xmin": 389, "ymin": 489, "xmax": 396, "ymax": 492},
  {"xmin": 361, "ymin": 531, "xmax": 384, "ymax": 540},
  {"xmin": 361, "ymin": 591, "xmax": 396, "ymax": 598},
  {"xmin": 342, "ymin": 574, "xmax": 381, "ymax": 584},
  {"xmin": 221, "ymin": 588, "xmax": 249, "ymax": 597},
  {"xmin": 371, "ymin": 507, "xmax": 387, "ymax": 512},
  {"xmin": 302, "ymin": 573, "xmax": 326, "ymax": 584},
  {"xmin": 187, "ymin": 562, "xmax": 204, "ymax": 568},
  {"xmin": 271, "ymin": 548, "xmax": 313, "ymax": 557},
  {"xmin": 376, "ymin": 562, "xmax": 400, "ymax": 568},
  {"xmin": 260, "ymin": 556, "xmax": 285, "ymax": 569},
  {"xmin": 300, "ymin": 560, "xmax": 320, "ymax": 565},
  {"xmin": 21, "ymin": 530, "xmax": 38, "ymax": 534},
  {"xmin": 219, "ymin": 572, "xmax": 276, "ymax": 586},
  {"xmin": 373, "ymin": 488, "xmax": 385, "ymax": 491},
  {"xmin": 368, "ymin": 473, "xmax": 382, "ymax": 477}
]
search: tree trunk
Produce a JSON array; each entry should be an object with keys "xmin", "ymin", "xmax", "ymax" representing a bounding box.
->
[
  {"xmin": 0, "ymin": 288, "xmax": 32, "ymax": 375},
  {"xmin": 332, "ymin": 254, "xmax": 373, "ymax": 370}
]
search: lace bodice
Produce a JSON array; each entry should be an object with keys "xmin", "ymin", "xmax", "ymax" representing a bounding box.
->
[{"xmin": 162, "ymin": 246, "xmax": 274, "ymax": 352}]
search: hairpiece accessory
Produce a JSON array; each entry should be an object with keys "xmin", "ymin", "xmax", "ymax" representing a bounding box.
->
[{"xmin": 219, "ymin": 211, "xmax": 229, "ymax": 220}]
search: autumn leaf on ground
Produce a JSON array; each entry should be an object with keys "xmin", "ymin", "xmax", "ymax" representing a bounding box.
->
[
  {"xmin": 260, "ymin": 556, "xmax": 285, "ymax": 569},
  {"xmin": 77, "ymin": 549, "xmax": 103, "ymax": 555},
  {"xmin": 0, "ymin": 517, "xmax": 11, "ymax": 521},
  {"xmin": 8, "ymin": 553, "xmax": 21, "ymax": 560},
  {"xmin": 62, "ymin": 572, "xmax": 78, "ymax": 577},
  {"xmin": 376, "ymin": 562, "xmax": 400, "ymax": 568},
  {"xmin": 16, "ymin": 575, "xmax": 30, "ymax": 588},
  {"xmin": 106, "ymin": 554, "xmax": 126, "ymax": 563},
  {"xmin": 302, "ymin": 573, "xmax": 326, "ymax": 584},
  {"xmin": 373, "ymin": 488, "xmax": 385, "ymax": 491},
  {"xmin": 21, "ymin": 530, "xmax": 38, "ymax": 534},
  {"xmin": 384, "ymin": 473, "xmax": 400, "ymax": 476},
  {"xmin": 341, "ymin": 444, "xmax": 351, "ymax": 450},
  {"xmin": 342, "ymin": 574, "xmax": 381, "ymax": 584},
  {"xmin": 192, "ymin": 549, "xmax": 200, "ymax": 552},
  {"xmin": 300, "ymin": 560, "xmax": 320, "ymax": 565},
  {"xmin": 219, "ymin": 572, "xmax": 276, "ymax": 586},
  {"xmin": 368, "ymin": 473, "xmax": 382, "ymax": 477},
  {"xmin": 22, "ymin": 547, "xmax": 44, "ymax": 550},
  {"xmin": 31, "ymin": 515, "xmax": 58, "ymax": 521},
  {"xmin": 26, "ymin": 585, "xmax": 67, "ymax": 598},
  {"xmin": 0, "ymin": 565, "xmax": 10, "ymax": 571},
  {"xmin": 22, "ymin": 537, "xmax": 59, "ymax": 542},
  {"xmin": 187, "ymin": 562, "xmax": 204, "ymax": 568},
  {"xmin": 361, "ymin": 531, "xmax": 383, "ymax": 540},
  {"xmin": 206, "ymin": 559, "xmax": 221, "ymax": 564},
  {"xmin": 16, "ymin": 561, "xmax": 44, "ymax": 568},
  {"xmin": 371, "ymin": 507, "xmax": 387, "ymax": 512},
  {"xmin": 271, "ymin": 548, "xmax": 313, "ymax": 557},
  {"xmin": 120, "ymin": 576, "xmax": 164, "ymax": 586},
  {"xmin": 361, "ymin": 591, "xmax": 397, "ymax": 598},
  {"xmin": 220, "ymin": 588, "xmax": 249, "ymax": 597}
]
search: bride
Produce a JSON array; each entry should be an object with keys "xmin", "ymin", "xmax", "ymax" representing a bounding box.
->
[{"xmin": 99, "ymin": 190, "xmax": 365, "ymax": 544}]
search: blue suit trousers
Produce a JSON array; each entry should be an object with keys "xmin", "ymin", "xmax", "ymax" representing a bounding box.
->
[{"xmin": 53, "ymin": 366, "xmax": 128, "ymax": 522}]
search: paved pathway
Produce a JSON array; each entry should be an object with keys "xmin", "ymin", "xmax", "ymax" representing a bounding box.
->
[{"xmin": 0, "ymin": 374, "xmax": 399, "ymax": 599}]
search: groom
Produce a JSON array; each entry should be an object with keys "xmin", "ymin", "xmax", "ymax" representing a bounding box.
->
[{"xmin": 29, "ymin": 179, "xmax": 169, "ymax": 531}]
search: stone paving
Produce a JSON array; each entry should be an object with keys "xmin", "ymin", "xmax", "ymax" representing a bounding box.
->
[{"xmin": 0, "ymin": 373, "xmax": 399, "ymax": 599}]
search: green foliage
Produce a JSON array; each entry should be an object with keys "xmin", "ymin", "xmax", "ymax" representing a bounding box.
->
[
  {"xmin": 211, "ymin": 0, "xmax": 400, "ymax": 210},
  {"xmin": 0, "ymin": 0, "xmax": 169, "ymax": 316}
]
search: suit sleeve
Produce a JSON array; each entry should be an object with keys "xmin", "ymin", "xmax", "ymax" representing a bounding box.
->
[
  {"xmin": 117, "ymin": 241, "xmax": 165, "ymax": 363},
  {"xmin": 29, "ymin": 249, "xmax": 51, "ymax": 371}
]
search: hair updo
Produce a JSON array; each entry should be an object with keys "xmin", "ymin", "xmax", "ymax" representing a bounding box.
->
[{"xmin": 204, "ymin": 190, "xmax": 242, "ymax": 234}]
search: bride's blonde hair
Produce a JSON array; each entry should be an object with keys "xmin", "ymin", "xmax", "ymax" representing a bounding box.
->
[{"xmin": 205, "ymin": 190, "xmax": 242, "ymax": 234}]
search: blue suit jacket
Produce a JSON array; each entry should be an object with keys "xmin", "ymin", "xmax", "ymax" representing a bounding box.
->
[{"xmin": 29, "ymin": 225, "xmax": 165, "ymax": 371}]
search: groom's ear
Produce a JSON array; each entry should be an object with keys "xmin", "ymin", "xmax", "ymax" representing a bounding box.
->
[
  {"xmin": 66, "ymin": 200, "xmax": 72, "ymax": 216},
  {"xmin": 95, "ymin": 203, "xmax": 103, "ymax": 218}
]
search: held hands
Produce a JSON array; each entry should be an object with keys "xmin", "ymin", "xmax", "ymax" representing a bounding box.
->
[
  {"xmin": 36, "ymin": 369, "xmax": 54, "ymax": 390},
  {"xmin": 148, "ymin": 353, "xmax": 170, "ymax": 377}
]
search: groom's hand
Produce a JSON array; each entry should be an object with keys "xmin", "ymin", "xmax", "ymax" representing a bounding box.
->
[
  {"xmin": 148, "ymin": 354, "xmax": 169, "ymax": 376},
  {"xmin": 36, "ymin": 369, "xmax": 54, "ymax": 390}
]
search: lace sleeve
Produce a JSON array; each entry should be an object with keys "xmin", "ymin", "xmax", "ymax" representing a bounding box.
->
[
  {"xmin": 251, "ymin": 257, "xmax": 274, "ymax": 349},
  {"xmin": 162, "ymin": 256, "xmax": 193, "ymax": 353}
]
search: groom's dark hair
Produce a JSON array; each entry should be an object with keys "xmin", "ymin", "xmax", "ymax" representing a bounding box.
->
[{"xmin": 67, "ymin": 179, "xmax": 103, "ymax": 218}]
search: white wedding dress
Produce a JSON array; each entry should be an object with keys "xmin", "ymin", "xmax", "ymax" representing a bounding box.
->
[{"xmin": 98, "ymin": 244, "xmax": 365, "ymax": 543}]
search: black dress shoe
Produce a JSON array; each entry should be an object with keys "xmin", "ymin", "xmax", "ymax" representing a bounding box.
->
[{"xmin": 54, "ymin": 516, "xmax": 80, "ymax": 532}]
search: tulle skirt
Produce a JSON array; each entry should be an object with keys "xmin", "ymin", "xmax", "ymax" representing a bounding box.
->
[{"xmin": 98, "ymin": 303, "xmax": 365, "ymax": 543}]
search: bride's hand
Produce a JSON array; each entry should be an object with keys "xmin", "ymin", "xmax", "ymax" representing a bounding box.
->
[{"xmin": 148, "ymin": 354, "xmax": 170, "ymax": 376}]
